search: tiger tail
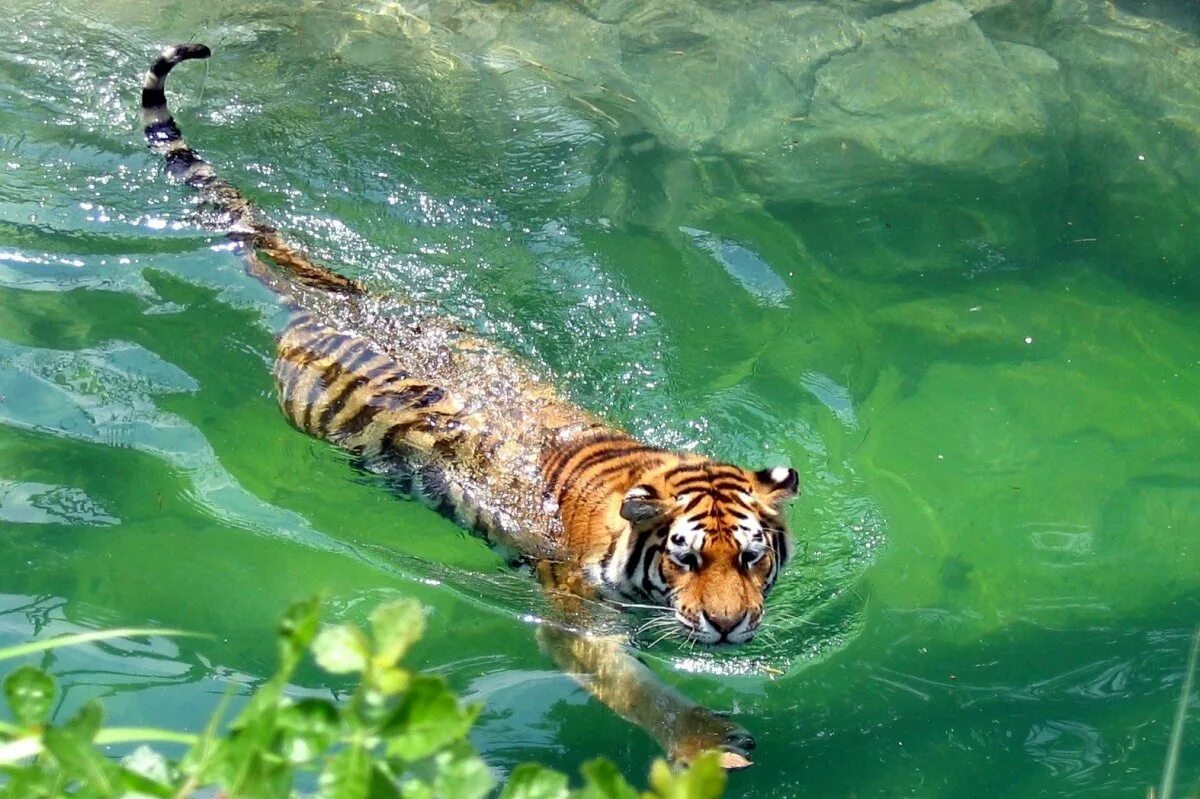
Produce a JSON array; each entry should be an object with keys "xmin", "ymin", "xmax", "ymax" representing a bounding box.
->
[{"xmin": 140, "ymin": 43, "xmax": 363, "ymax": 297}]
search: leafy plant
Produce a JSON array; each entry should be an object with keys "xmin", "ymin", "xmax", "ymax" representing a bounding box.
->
[{"xmin": 0, "ymin": 598, "xmax": 726, "ymax": 798}]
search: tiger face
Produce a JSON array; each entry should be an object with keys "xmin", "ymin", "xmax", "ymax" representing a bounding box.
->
[{"xmin": 619, "ymin": 462, "xmax": 798, "ymax": 644}]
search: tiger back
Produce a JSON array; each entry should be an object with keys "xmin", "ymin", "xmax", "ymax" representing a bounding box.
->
[{"xmin": 274, "ymin": 306, "xmax": 610, "ymax": 560}]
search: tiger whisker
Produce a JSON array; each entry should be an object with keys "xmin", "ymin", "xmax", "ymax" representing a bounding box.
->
[
  {"xmin": 636, "ymin": 614, "xmax": 676, "ymax": 627},
  {"xmin": 645, "ymin": 627, "xmax": 681, "ymax": 649},
  {"xmin": 635, "ymin": 618, "xmax": 676, "ymax": 636},
  {"xmin": 769, "ymin": 611, "xmax": 816, "ymax": 627},
  {"xmin": 611, "ymin": 601, "xmax": 672, "ymax": 612},
  {"xmin": 638, "ymin": 619, "xmax": 676, "ymax": 633}
]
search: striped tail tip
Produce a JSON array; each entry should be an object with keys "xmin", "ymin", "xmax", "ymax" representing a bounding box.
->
[
  {"xmin": 143, "ymin": 42, "xmax": 212, "ymax": 101},
  {"xmin": 142, "ymin": 43, "xmax": 212, "ymax": 138},
  {"xmin": 151, "ymin": 43, "xmax": 212, "ymax": 77}
]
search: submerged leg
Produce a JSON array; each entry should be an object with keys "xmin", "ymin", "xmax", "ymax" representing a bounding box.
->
[{"xmin": 534, "ymin": 563, "xmax": 755, "ymax": 769}]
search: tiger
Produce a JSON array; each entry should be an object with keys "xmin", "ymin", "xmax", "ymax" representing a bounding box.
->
[{"xmin": 142, "ymin": 43, "xmax": 800, "ymax": 768}]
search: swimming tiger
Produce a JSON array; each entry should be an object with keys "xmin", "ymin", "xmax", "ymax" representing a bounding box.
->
[{"xmin": 142, "ymin": 43, "xmax": 799, "ymax": 768}]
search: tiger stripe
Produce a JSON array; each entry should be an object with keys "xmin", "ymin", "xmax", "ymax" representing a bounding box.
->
[
  {"xmin": 541, "ymin": 432, "xmax": 642, "ymax": 498},
  {"xmin": 552, "ymin": 445, "xmax": 660, "ymax": 502}
]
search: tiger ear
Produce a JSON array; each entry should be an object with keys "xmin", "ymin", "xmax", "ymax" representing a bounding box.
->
[
  {"xmin": 619, "ymin": 485, "xmax": 670, "ymax": 525},
  {"xmin": 753, "ymin": 466, "xmax": 800, "ymax": 510}
]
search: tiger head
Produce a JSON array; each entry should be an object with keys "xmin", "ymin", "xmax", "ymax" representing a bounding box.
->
[{"xmin": 619, "ymin": 460, "xmax": 798, "ymax": 645}]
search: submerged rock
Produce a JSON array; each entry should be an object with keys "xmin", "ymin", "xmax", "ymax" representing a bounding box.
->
[
  {"xmin": 793, "ymin": 0, "xmax": 1067, "ymax": 195},
  {"xmin": 1039, "ymin": 0, "xmax": 1200, "ymax": 295},
  {"xmin": 330, "ymin": 0, "xmax": 1197, "ymax": 287}
]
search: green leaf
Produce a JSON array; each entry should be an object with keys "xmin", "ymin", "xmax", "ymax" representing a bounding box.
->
[
  {"xmin": 43, "ymin": 723, "xmax": 118, "ymax": 795},
  {"xmin": 371, "ymin": 665, "xmax": 412, "ymax": 698},
  {"xmin": 0, "ymin": 597, "xmax": 714, "ymax": 799},
  {"xmin": 369, "ymin": 763, "xmax": 404, "ymax": 799},
  {"xmin": 3, "ymin": 666, "xmax": 54, "ymax": 728},
  {"xmin": 279, "ymin": 596, "xmax": 323, "ymax": 665},
  {"xmin": 320, "ymin": 738, "xmax": 400, "ymax": 799},
  {"xmin": 218, "ymin": 733, "xmax": 291, "ymax": 799},
  {"xmin": 319, "ymin": 745, "xmax": 368, "ymax": 799},
  {"xmin": 430, "ymin": 747, "xmax": 494, "ymax": 799},
  {"xmin": 204, "ymin": 601, "xmax": 320, "ymax": 795},
  {"xmin": 644, "ymin": 754, "xmax": 725, "ymax": 799},
  {"xmin": 400, "ymin": 778, "xmax": 434, "ymax": 799},
  {"xmin": 313, "ymin": 624, "xmax": 371, "ymax": 675},
  {"xmin": 179, "ymin": 683, "xmax": 234, "ymax": 785},
  {"xmin": 277, "ymin": 698, "xmax": 339, "ymax": 764},
  {"xmin": 63, "ymin": 699, "xmax": 103, "ymax": 742},
  {"xmin": 578, "ymin": 759, "xmax": 639, "ymax": 799},
  {"xmin": 0, "ymin": 762, "xmax": 57, "ymax": 797},
  {"xmin": 216, "ymin": 687, "xmax": 292, "ymax": 797},
  {"xmin": 383, "ymin": 676, "xmax": 477, "ymax": 762},
  {"xmin": 499, "ymin": 763, "xmax": 569, "ymax": 799},
  {"xmin": 369, "ymin": 600, "xmax": 425, "ymax": 667},
  {"xmin": 110, "ymin": 768, "xmax": 176, "ymax": 799},
  {"xmin": 219, "ymin": 704, "xmax": 299, "ymax": 796},
  {"xmin": 42, "ymin": 704, "xmax": 114, "ymax": 791}
]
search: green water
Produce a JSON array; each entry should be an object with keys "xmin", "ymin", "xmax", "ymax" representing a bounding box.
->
[{"xmin": 2, "ymin": 0, "xmax": 1199, "ymax": 795}]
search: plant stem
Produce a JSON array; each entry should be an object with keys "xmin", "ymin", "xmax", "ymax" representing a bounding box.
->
[
  {"xmin": 0, "ymin": 727, "xmax": 198, "ymax": 765},
  {"xmin": 0, "ymin": 629, "xmax": 203, "ymax": 661},
  {"xmin": 1159, "ymin": 627, "xmax": 1200, "ymax": 799}
]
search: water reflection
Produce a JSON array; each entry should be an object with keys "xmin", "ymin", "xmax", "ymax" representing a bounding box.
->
[
  {"xmin": 0, "ymin": 336, "xmax": 325, "ymax": 543},
  {"xmin": 0, "ymin": 480, "xmax": 118, "ymax": 526},
  {"xmin": 0, "ymin": 593, "xmax": 231, "ymax": 729},
  {"xmin": 680, "ymin": 227, "xmax": 791, "ymax": 307}
]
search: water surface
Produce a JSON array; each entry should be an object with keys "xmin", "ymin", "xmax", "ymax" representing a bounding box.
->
[{"xmin": 1, "ymin": 0, "xmax": 1198, "ymax": 795}]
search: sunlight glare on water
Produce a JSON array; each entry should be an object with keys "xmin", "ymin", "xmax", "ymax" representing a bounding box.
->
[{"xmin": 1, "ymin": 0, "xmax": 1199, "ymax": 795}]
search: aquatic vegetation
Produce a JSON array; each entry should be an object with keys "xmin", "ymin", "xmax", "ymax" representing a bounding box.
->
[{"xmin": 0, "ymin": 597, "xmax": 727, "ymax": 798}]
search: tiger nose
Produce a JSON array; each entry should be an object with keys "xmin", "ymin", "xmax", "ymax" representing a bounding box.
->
[{"xmin": 704, "ymin": 611, "xmax": 747, "ymax": 636}]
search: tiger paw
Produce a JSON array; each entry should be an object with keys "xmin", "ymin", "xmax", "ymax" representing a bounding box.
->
[{"xmin": 669, "ymin": 723, "xmax": 756, "ymax": 770}]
